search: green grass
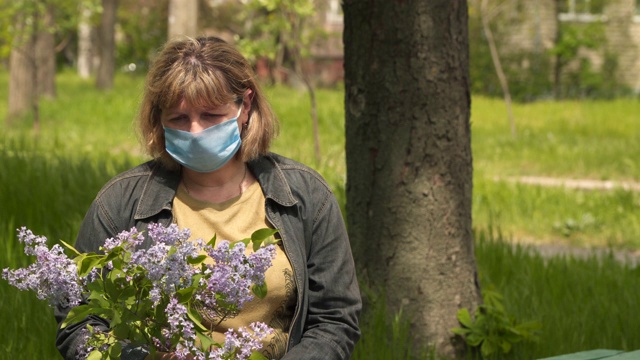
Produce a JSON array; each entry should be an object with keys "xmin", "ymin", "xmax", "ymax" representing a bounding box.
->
[
  {"xmin": 1, "ymin": 71, "xmax": 640, "ymax": 359},
  {"xmin": 472, "ymin": 96, "xmax": 640, "ymax": 180},
  {"xmin": 475, "ymin": 230, "xmax": 640, "ymax": 359},
  {"xmin": 474, "ymin": 179, "xmax": 640, "ymax": 248}
]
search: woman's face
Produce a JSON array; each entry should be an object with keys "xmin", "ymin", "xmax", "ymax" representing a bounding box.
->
[{"xmin": 160, "ymin": 98, "xmax": 247, "ymax": 133}]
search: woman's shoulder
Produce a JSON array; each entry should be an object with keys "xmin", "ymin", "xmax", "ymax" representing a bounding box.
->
[{"xmin": 260, "ymin": 153, "xmax": 331, "ymax": 188}]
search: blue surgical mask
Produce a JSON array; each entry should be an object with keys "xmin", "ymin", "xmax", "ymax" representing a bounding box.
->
[{"xmin": 163, "ymin": 106, "xmax": 243, "ymax": 173}]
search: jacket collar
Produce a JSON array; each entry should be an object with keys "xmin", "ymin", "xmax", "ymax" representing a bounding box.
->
[
  {"xmin": 134, "ymin": 161, "xmax": 180, "ymax": 220},
  {"xmin": 134, "ymin": 154, "xmax": 297, "ymax": 220},
  {"xmin": 249, "ymin": 154, "xmax": 297, "ymax": 207}
]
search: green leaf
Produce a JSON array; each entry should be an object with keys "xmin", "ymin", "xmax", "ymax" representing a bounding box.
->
[
  {"xmin": 250, "ymin": 228, "xmax": 279, "ymax": 251},
  {"xmin": 176, "ymin": 286, "xmax": 196, "ymax": 303},
  {"xmin": 456, "ymin": 308, "xmax": 473, "ymax": 328},
  {"xmin": 249, "ymin": 351, "xmax": 269, "ymax": 360},
  {"xmin": 196, "ymin": 330, "xmax": 217, "ymax": 350},
  {"xmin": 187, "ymin": 305, "xmax": 209, "ymax": 332},
  {"xmin": 60, "ymin": 240, "xmax": 82, "ymax": 256},
  {"xmin": 86, "ymin": 349, "xmax": 103, "ymax": 360},
  {"xmin": 88, "ymin": 289, "xmax": 110, "ymax": 308},
  {"xmin": 252, "ymin": 282, "xmax": 268, "ymax": 299},
  {"xmin": 451, "ymin": 327, "xmax": 471, "ymax": 336},
  {"xmin": 207, "ymin": 234, "xmax": 217, "ymax": 247},
  {"xmin": 500, "ymin": 339, "xmax": 513, "ymax": 353},
  {"xmin": 117, "ymin": 284, "xmax": 137, "ymax": 303},
  {"xmin": 481, "ymin": 339, "xmax": 496, "ymax": 357},
  {"xmin": 251, "ymin": 228, "xmax": 278, "ymax": 241},
  {"xmin": 110, "ymin": 307, "xmax": 122, "ymax": 327},
  {"xmin": 167, "ymin": 246, "xmax": 177, "ymax": 257},
  {"xmin": 466, "ymin": 333, "xmax": 484, "ymax": 347},
  {"xmin": 62, "ymin": 305, "xmax": 94, "ymax": 328},
  {"xmin": 108, "ymin": 341, "xmax": 123, "ymax": 359},
  {"xmin": 77, "ymin": 254, "xmax": 105, "ymax": 277},
  {"xmin": 187, "ymin": 254, "xmax": 207, "ymax": 265}
]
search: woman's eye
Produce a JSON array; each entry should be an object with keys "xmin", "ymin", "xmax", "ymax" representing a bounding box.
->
[{"xmin": 168, "ymin": 115, "xmax": 187, "ymax": 123}]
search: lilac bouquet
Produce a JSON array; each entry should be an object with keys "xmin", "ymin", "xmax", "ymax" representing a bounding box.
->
[{"xmin": 2, "ymin": 223, "xmax": 279, "ymax": 360}]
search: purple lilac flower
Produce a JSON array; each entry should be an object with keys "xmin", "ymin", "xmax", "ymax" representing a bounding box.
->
[
  {"xmin": 128, "ymin": 224, "xmax": 203, "ymax": 306},
  {"xmin": 16, "ymin": 227, "xmax": 47, "ymax": 255},
  {"xmin": 147, "ymin": 223, "xmax": 191, "ymax": 246},
  {"xmin": 246, "ymin": 245, "xmax": 277, "ymax": 284},
  {"xmin": 75, "ymin": 328, "xmax": 93, "ymax": 360},
  {"xmin": 208, "ymin": 322, "xmax": 274, "ymax": 360},
  {"xmin": 102, "ymin": 227, "xmax": 145, "ymax": 252},
  {"xmin": 163, "ymin": 297, "xmax": 201, "ymax": 359},
  {"xmin": 196, "ymin": 241, "xmax": 276, "ymax": 320},
  {"xmin": 2, "ymin": 229, "xmax": 82, "ymax": 308}
]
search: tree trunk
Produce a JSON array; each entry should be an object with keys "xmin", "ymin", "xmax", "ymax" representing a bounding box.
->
[
  {"xmin": 343, "ymin": 0, "xmax": 480, "ymax": 358},
  {"xmin": 168, "ymin": 0, "xmax": 198, "ymax": 40},
  {"xmin": 96, "ymin": 0, "xmax": 118, "ymax": 90},
  {"xmin": 36, "ymin": 4, "xmax": 56, "ymax": 99},
  {"xmin": 78, "ymin": 6, "xmax": 94, "ymax": 79},
  {"xmin": 8, "ymin": 11, "xmax": 36, "ymax": 122}
]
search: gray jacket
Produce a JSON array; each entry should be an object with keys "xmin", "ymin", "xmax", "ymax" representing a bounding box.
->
[{"xmin": 55, "ymin": 153, "xmax": 361, "ymax": 360}]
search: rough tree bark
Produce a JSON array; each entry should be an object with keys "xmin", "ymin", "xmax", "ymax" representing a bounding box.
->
[
  {"xmin": 96, "ymin": 0, "xmax": 118, "ymax": 90},
  {"xmin": 343, "ymin": 0, "xmax": 481, "ymax": 357}
]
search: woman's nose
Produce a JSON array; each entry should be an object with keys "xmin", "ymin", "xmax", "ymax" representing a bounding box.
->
[{"xmin": 187, "ymin": 118, "xmax": 206, "ymax": 133}]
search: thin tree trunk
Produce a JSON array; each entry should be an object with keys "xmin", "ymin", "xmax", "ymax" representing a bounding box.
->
[
  {"xmin": 78, "ymin": 6, "xmax": 94, "ymax": 79},
  {"xmin": 36, "ymin": 4, "xmax": 56, "ymax": 99},
  {"xmin": 8, "ymin": 11, "xmax": 36, "ymax": 124},
  {"xmin": 96, "ymin": 0, "xmax": 118, "ymax": 90},
  {"xmin": 481, "ymin": 0, "xmax": 516, "ymax": 137},
  {"xmin": 168, "ymin": 0, "xmax": 198, "ymax": 39}
]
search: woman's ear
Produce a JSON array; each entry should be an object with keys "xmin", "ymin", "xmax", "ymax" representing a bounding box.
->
[{"xmin": 242, "ymin": 89, "xmax": 254, "ymax": 114}]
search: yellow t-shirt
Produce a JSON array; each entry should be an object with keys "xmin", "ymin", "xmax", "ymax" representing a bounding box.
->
[{"xmin": 172, "ymin": 181, "xmax": 296, "ymax": 359}]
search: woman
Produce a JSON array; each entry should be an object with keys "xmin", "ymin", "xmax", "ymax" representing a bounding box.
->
[{"xmin": 55, "ymin": 37, "xmax": 361, "ymax": 360}]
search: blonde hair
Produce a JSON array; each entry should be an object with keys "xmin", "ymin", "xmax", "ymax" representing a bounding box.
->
[{"xmin": 137, "ymin": 36, "xmax": 278, "ymax": 169}]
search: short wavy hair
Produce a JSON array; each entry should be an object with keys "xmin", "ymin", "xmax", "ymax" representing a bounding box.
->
[{"xmin": 137, "ymin": 36, "xmax": 279, "ymax": 170}]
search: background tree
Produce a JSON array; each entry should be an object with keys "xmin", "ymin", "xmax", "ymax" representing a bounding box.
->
[
  {"xmin": 5, "ymin": 0, "xmax": 99, "ymax": 123},
  {"xmin": 96, "ymin": 0, "xmax": 118, "ymax": 90},
  {"xmin": 343, "ymin": 0, "xmax": 481, "ymax": 358},
  {"xmin": 36, "ymin": 3, "xmax": 56, "ymax": 99},
  {"xmin": 7, "ymin": 4, "xmax": 36, "ymax": 123},
  {"xmin": 77, "ymin": 3, "xmax": 98, "ymax": 79},
  {"xmin": 7, "ymin": 1, "xmax": 60, "ymax": 124},
  {"xmin": 168, "ymin": 0, "xmax": 198, "ymax": 40}
]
